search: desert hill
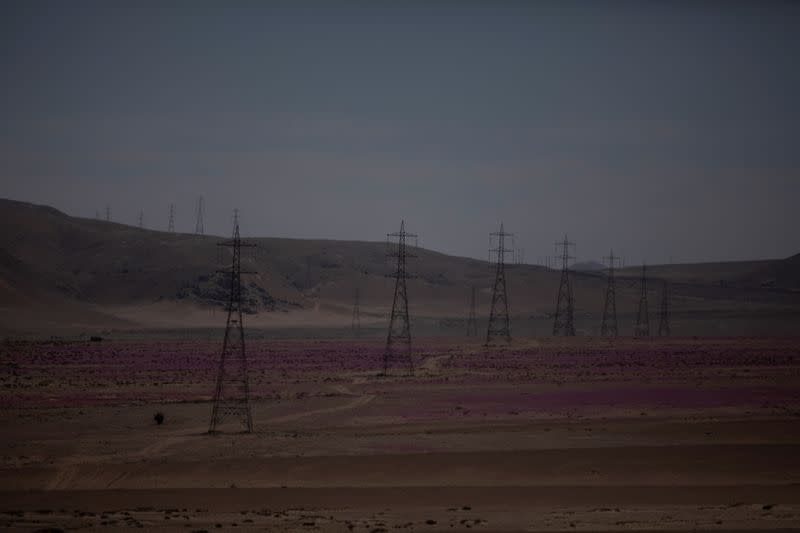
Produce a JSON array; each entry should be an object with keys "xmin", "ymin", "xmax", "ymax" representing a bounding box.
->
[{"xmin": 1, "ymin": 198, "xmax": 799, "ymax": 337}]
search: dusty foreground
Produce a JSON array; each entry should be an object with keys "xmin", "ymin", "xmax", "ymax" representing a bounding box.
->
[{"xmin": 1, "ymin": 336, "xmax": 800, "ymax": 531}]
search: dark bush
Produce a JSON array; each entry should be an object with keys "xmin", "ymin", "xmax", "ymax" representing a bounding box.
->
[{"xmin": 154, "ymin": 412, "xmax": 164, "ymax": 425}]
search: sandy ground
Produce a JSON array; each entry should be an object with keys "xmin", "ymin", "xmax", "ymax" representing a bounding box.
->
[{"xmin": 1, "ymin": 336, "xmax": 799, "ymax": 531}]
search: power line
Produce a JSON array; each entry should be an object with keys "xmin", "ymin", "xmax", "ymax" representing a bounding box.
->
[
  {"xmin": 552, "ymin": 235, "xmax": 576, "ymax": 336},
  {"xmin": 486, "ymin": 222, "xmax": 513, "ymax": 345},
  {"xmin": 195, "ymin": 196, "xmax": 205, "ymax": 235},
  {"xmin": 384, "ymin": 220, "xmax": 416, "ymax": 375},
  {"xmin": 209, "ymin": 211, "xmax": 257, "ymax": 434},
  {"xmin": 352, "ymin": 287, "xmax": 361, "ymax": 337},
  {"xmin": 634, "ymin": 264, "xmax": 651, "ymax": 337},
  {"xmin": 466, "ymin": 285, "xmax": 478, "ymax": 337},
  {"xmin": 601, "ymin": 249, "xmax": 620, "ymax": 337}
]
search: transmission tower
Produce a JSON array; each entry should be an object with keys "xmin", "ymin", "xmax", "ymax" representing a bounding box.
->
[
  {"xmin": 486, "ymin": 223, "xmax": 513, "ymax": 345},
  {"xmin": 601, "ymin": 249, "xmax": 620, "ymax": 337},
  {"xmin": 138, "ymin": 210, "xmax": 144, "ymax": 229},
  {"xmin": 168, "ymin": 203, "xmax": 175, "ymax": 233},
  {"xmin": 352, "ymin": 287, "xmax": 361, "ymax": 336},
  {"xmin": 105, "ymin": 205, "xmax": 111, "ymax": 222},
  {"xmin": 634, "ymin": 263, "xmax": 650, "ymax": 337},
  {"xmin": 466, "ymin": 285, "xmax": 478, "ymax": 337},
  {"xmin": 195, "ymin": 196, "xmax": 205, "ymax": 235},
  {"xmin": 552, "ymin": 235, "xmax": 576, "ymax": 336},
  {"xmin": 384, "ymin": 220, "xmax": 416, "ymax": 375},
  {"xmin": 658, "ymin": 279, "xmax": 671, "ymax": 336},
  {"xmin": 209, "ymin": 212, "xmax": 256, "ymax": 433}
]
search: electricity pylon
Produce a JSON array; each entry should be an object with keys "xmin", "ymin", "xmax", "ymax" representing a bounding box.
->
[
  {"xmin": 466, "ymin": 285, "xmax": 478, "ymax": 337},
  {"xmin": 209, "ymin": 212, "xmax": 256, "ymax": 433},
  {"xmin": 385, "ymin": 220, "xmax": 416, "ymax": 375},
  {"xmin": 352, "ymin": 287, "xmax": 361, "ymax": 336},
  {"xmin": 658, "ymin": 279, "xmax": 671, "ymax": 336},
  {"xmin": 105, "ymin": 205, "xmax": 111, "ymax": 222},
  {"xmin": 552, "ymin": 235, "xmax": 576, "ymax": 336},
  {"xmin": 195, "ymin": 196, "xmax": 205, "ymax": 235},
  {"xmin": 634, "ymin": 263, "xmax": 650, "ymax": 337},
  {"xmin": 601, "ymin": 249, "xmax": 620, "ymax": 337},
  {"xmin": 486, "ymin": 223, "xmax": 513, "ymax": 345},
  {"xmin": 138, "ymin": 210, "xmax": 144, "ymax": 229},
  {"xmin": 168, "ymin": 203, "xmax": 175, "ymax": 233}
]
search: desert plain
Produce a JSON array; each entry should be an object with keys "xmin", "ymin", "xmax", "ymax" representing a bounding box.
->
[{"xmin": 1, "ymin": 335, "xmax": 799, "ymax": 532}]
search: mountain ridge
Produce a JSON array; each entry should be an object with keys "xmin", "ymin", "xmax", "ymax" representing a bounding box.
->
[{"xmin": 1, "ymin": 198, "xmax": 799, "ymax": 336}]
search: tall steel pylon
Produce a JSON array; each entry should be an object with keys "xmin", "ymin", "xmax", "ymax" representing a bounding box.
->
[
  {"xmin": 384, "ymin": 220, "xmax": 416, "ymax": 375},
  {"xmin": 634, "ymin": 264, "xmax": 650, "ymax": 337},
  {"xmin": 466, "ymin": 285, "xmax": 478, "ymax": 337},
  {"xmin": 658, "ymin": 279, "xmax": 671, "ymax": 336},
  {"xmin": 209, "ymin": 212, "xmax": 256, "ymax": 433},
  {"xmin": 601, "ymin": 249, "xmax": 620, "ymax": 337},
  {"xmin": 168, "ymin": 203, "xmax": 175, "ymax": 233},
  {"xmin": 352, "ymin": 287, "xmax": 361, "ymax": 336},
  {"xmin": 195, "ymin": 196, "xmax": 205, "ymax": 235},
  {"xmin": 105, "ymin": 205, "xmax": 111, "ymax": 222},
  {"xmin": 552, "ymin": 235, "xmax": 576, "ymax": 336},
  {"xmin": 486, "ymin": 223, "xmax": 513, "ymax": 345},
  {"xmin": 138, "ymin": 210, "xmax": 144, "ymax": 229}
]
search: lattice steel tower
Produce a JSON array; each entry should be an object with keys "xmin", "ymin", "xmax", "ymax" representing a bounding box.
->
[
  {"xmin": 352, "ymin": 287, "xmax": 361, "ymax": 337},
  {"xmin": 466, "ymin": 285, "xmax": 478, "ymax": 337},
  {"xmin": 634, "ymin": 264, "xmax": 650, "ymax": 337},
  {"xmin": 195, "ymin": 196, "xmax": 205, "ymax": 235},
  {"xmin": 168, "ymin": 203, "xmax": 175, "ymax": 233},
  {"xmin": 209, "ymin": 212, "xmax": 256, "ymax": 433},
  {"xmin": 658, "ymin": 279, "xmax": 671, "ymax": 336},
  {"xmin": 601, "ymin": 249, "xmax": 620, "ymax": 337},
  {"xmin": 138, "ymin": 210, "xmax": 144, "ymax": 229},
  {"xmin": 384, "ymin": 220, "xmax": 416, "ymax": 375},
  {"xmin": 486, "ymin": 223, "xmax": 513, "ymax": 345},
  {"xmin": 105, "ymin": 205, "xmax": 111, "ymax": 222},
  {"xmin": 552, "ymin": 235, "xmax": 576, "ymax": 336}
]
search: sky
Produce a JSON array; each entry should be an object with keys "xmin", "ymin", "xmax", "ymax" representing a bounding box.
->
[{"xmin": 1, "ymin": 1, "xmax": 799, "ymax": 265}]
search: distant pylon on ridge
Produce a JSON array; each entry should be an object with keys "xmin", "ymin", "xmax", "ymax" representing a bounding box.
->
[
  {"xmin": 105, "ymin": 205, "xmax": 111, "ymax": 222},
  {"xmin": 634, "ymin": 263, "xmax": 650, "ymax": 337},
  {"xmin": 209, "ymin": 211, "xmax": 257, "ymax": 434},
  {"xmin": 658, "ymin": 279, "xmax": 671, "ymax": 336},
  {"xmin": 384, "ymin": 220, "xmax": 416, "ymax": 375},
  {"xmin": 601, "ymin": 249, "xmax": 620, "ymax": 337},
  {"xmin": 466, "ymin": 285, "xmax": 478, "ymax": 337},
  {"xmin": 168, "ymin": 203, "xmax": 175, "ymax": 233},
  {"xmin": 195, "ymin": 196, "xmax": 205, "ymax": 235},
  {"xmin": 138, "ymin": 210, "xmax": 144, "ymax": 229},
  {"xmin": 486, "ymin": 223, "xmax": 513, "ymax": 345},
  {"xmin": 552, "ymin": 234, "xmax": 576, "ymax": 336},
  {"xmin": 352, "ymin": 287, "xmax": 361, "ymax": 336}
]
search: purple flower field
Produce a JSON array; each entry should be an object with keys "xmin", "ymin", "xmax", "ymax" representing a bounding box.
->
[{"xmin": 1, "ymin": 337, "xmax": 799, "ymax": 416}]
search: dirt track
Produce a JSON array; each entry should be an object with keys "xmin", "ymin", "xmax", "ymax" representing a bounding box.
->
[{"xmin": 1, "ymin": 337, "xmax": 799, "ymax": 531}]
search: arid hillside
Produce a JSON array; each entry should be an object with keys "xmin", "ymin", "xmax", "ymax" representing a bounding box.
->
[{"xmin": 1, "ymin": 198, "xmax": 798, "ymax": 336}]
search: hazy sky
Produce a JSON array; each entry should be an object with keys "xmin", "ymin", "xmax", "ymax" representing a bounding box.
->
[{"xmin": 2, "ymin": 1, "xmax": 799, "ymax": 264}]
